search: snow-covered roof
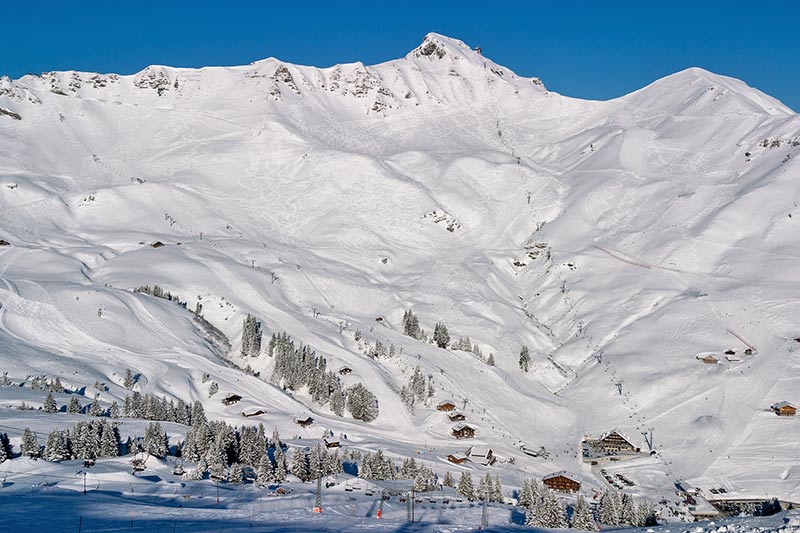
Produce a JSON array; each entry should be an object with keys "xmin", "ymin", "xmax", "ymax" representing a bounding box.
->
[
  {"xmin": 448, "ymin": 452, "xmax": 468, "ymax": 460},
  {"xmin": 468, "ymin": 446, "xmax": 492, "ymax": 458},
  {"xmin": 543, "ymin": 470, "xmax": 580, "ymax": 483},
  {"xmin": 452, "ymin": 423, "xmax": 474, "ymax": 432},
  {"xmin": 438, "ymin": 399, "xmax": 456, "ymax": 406},
  {"xmin": 598, "ymin": 428, "xmax": 635, "ymax": 445},
  {"xmin": 772, "ymin": 401, "xmax": 795, "ymax": 409}
]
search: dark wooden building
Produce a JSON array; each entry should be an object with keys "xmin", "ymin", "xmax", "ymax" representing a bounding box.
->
[
  {"xmin": 595, "ymin": 429, "xmax": 638, "ymax": 453},
  {"xmin": 452, "ymin": 424, "xmax": 475, "ymax": 439},
  {"xmin": 295, "ymin": 416, "xmax": 314, "ymax": 427},
  {"xmin": 437, "ymin": 400, "xmax": 456, "ymax": 412},
  {"xmin": 222, "ymin": 394, "xmax": 242, "ymax": 406},
  {"xmin": 771, "ymin": 401, "xmax": 797, "ymax": 416},
  {"xmin": 448, "ymin": 412, "xmax": 466, "ymax": 422},
  {"xmin": 542, "ymin": 471, "xmax": 581, "ymax": 493}
]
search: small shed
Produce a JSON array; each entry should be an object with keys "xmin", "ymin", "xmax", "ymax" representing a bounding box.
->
[
  {"xmin": 447, "ymin": 452, "xmax": 468, "ymax": 464},
  {"xmin": 448, "ymin": 412, "xmax": 466, "ymax": 422},
  {"xmin": 452, "ymin": 424, "xmax": 475, "ymax": 439},
  {"xmin": 241, "ymin": 407, "xmax": 267, "ymax": 418},
  {"xmin": 222, "ymin": 394, "xmax": 242, "ymax": 406},
  {"xmin": 771, "ymin": 401, "xmax": 797, "ymax": 416},
  {"xmin": 295, "ymin": 416, "xmax": 314, "ymax": 427},
  {"xmin": 437, "ymin": 400, "xmax": 456, "ymax": 412},
  {"xmin": 338, "ymin": 366, "xmax": 353, "ymax": 376},
  {"xmin": 542, "ymin": 471, "xmax": 581, "ymax": 493},
  {"xmin": 324, "ymin": 439, "xmax": 340, "ymax": 448},
  {"xmin": 150, "ymin": 241, "xmax": 166, "ymax": 248},
  {"xmin": 697, "ymin": 354, "xmax": 719, "ymax": 364},
  {"xmin": 0, "ymin": 239, "xmax": 9, "ymax": 246}
]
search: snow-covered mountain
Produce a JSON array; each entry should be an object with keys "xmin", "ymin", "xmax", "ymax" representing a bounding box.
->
[{"xmin": 1, "ymin": 32, "xmax": 799, "ymax": 507}]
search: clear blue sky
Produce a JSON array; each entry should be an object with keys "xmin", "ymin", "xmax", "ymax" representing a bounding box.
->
[{"xmin": 3, "ymin": 1, "xmax": 798, "ymax": 111}]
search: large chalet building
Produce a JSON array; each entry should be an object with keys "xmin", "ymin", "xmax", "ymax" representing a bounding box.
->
[{"xmin": 542, "ymin": 471, "xmax": 581, "ymax": 493}]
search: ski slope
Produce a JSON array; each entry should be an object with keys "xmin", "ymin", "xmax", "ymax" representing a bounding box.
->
[{"xmin": 1, "ymin": 32, "xmax": 799, "ymax": 515}]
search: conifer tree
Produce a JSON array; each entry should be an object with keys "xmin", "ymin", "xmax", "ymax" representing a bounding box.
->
[
  {"xmin": 571, "ymin": 494, "xmax": 599, "ymax": 531},
  {"xmin": 44, "ymin": 430, "xmax": 69, "ymax": 462},
  {"xmin": 478, "ymin": 473, "xmax": 494, "ymax": 501},
  {"xmin": 621, "ymin": 493, "xmax": 637, "ymax": 525},
  {"xmin": 89, "ymin": 396, "xmax": 103, "ymax": 417},
  {"xmin": 124, "ymin": 368, "xmax": 136, "ymax": 390},
  {"xmin": 402, "ymin": 310, "xmax": 420, "ymax": 339},
  {"xmin": 43, "ymin": 392, "xmax": 58, "ymax": 413},
  {"xmin": 519, "ymin": 345, "xmax": 531, "ymax": 372},
  {"xmin": 486, "ymin": 353, "xmax": 495, "ymax": 366},
  {"xmin": 273, "ymin": 447, "xmax": 288, "ymax": 482},
  {"xmin": 290, "ymin": 448, "xmax": 310, "ymax": 482},
  {"xmin": 144, "ymin": 422, "xmax": 168, "ymax": 458},
  {"xmin": 443, "ymin": 471, "xmax": 455, "ymax": 487},
  {"xmin": 457, "ymin": 471, "xmax": 475, "ymax": 500},
  {"xmin": 21, "ymin": 428, "xmax": 41, "ymax": 458},
  {"xmin": 433, "ymin": 322, "xmax": 450, "ymax": 348},
  {"xmin": 256, "ymin": 455, "xmax": 272, "ymax": 487},
  {"xmin": 229, "ymin": 462, "xmax": 244, "ymax": 484},
  {"xmin": 492, "ymin": 474, "xmax": 504, "ymax": 503},
  {"xmin": 99, "ymin": 420, "xmax": 120, "ymax": 457},
  {"xmin": 346, "ymin": 383, "xmax": 379, "ymax": 422},
  {"xmin": 67, "ymin": 396, "xmax": 82, "ymax": 414},
  {"xmin": 0, "ymin": 433, "xmax": 11, "ymax": 463}
]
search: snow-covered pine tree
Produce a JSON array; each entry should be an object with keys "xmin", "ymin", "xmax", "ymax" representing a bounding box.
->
[
  {"xmin": 433, "ymin": 322, "xmax": 450, "ymax": 348},
  {"xmin": 443, "ymin": 471, "xmax": 454, "ymax": 487},
  {"xmin": 621, "ymin": 492, "xmax": 637, "ymax": 525},
  {"xmin": 518, "ymin": 479, "xmax": 534, "ymax": 508},
  {"xmin": 229, "ymin": 462, "xmax": 244, "ymax": 484},
  {"xmin": 89, "ymin": 396, "xmax": 103, "ymax": 416},
  {"xmin": 21, "ymin": 428, "xmax": 41, "ymax": 458},
  {"xmin": 207, "ymin": 442, "xmax": 227, "ymax": 482},
  {"xmin": 144, "ymin": 422, "xmax": 168, "ymax": 458},
  {"xmin": 493, "ymin": 474, "xmax": 504, "ymax": 503},
  {"xmin": 44, "ymin": 430, "xmax": 69, "ymax": 462},
  {"xmin": 109, "ymin": 401, "xmax": 121, "ymax": 418},
  {"xmin": 402, "ymin": 310, "xmax": 420, "ymax": 339},
  {"xmin": 486, "ymin": 353, "xmax": 495, "ymax": 366},
  {"xmin": 123, "ymin": 368, "xmax": 136, "ymax": 390},
  {"xmin": 290, "ymin": 447, "xmax": 310, "ymax": 482},
  {"xmin": 273, "ymin": 447, "xmax": 287, "ymax": 482},
  {"xmin": 599, "ymin": 490, "xmax": 622, "ymax": 525},
  {"xmin": 519, "ymin": 345, "xmax": 531, "ymax": 372},
  {"xmin": 346, "ymin": 383, "xmax": 379, "ymax": 422},
  {"xmin": 571, "ymin": 494, "xmax": 599, "ymax": 531},
  {"xmin": 99, "ymin": 420, "xmax": 120, "ymax": 457},
  {"xmin": 240, "ymin": 314, "xmax": 263, "ymax": 357},
  {"xmin": 256, "ymin": 455, "xmax": 272, "ymax": 487},
  {"xmin": 535, "ymin": 488, "xmax": 567, "ymax": 528},
  {"xmin": 67, "ymin": 396, "xmax": 82, "ymax": 414},
  {"xmin": 0, "ymin": 433, "xmax": 11, "ymax": 463},
  {"xmin": 457, "ymin": 471, "xmax": 475, "ymax": 500},
  {"xmin": 43, "ymin": 392, "xmax": 57, "ymax": 413},
  {"xmin": 636, "ymin": 502, "xmax": 657, "ymax": 527},
  {"xmin": 478, "ymin": 473, "xmax": 494, "ymax": 501}
]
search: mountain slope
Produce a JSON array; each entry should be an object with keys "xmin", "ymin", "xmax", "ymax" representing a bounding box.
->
[{"xmin": 1, "ymin": 33, "xmax": 799, "ymax": 505}]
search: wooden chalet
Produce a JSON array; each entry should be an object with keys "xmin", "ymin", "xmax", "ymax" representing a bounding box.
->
[
  {"xmin": 241, "ymin": 407, "xmax": 267, "ymax": 418},
  {"xmin": 221, "ymin": 394, "xmax": 242, "ymax": 406},
  {"xmin": 150, "ymin": 241, "xmax": 165, "ymax": 248},
  {"xmin": 542, "ymin": 471, "xmax": 581, "ymax": 493},
  {"xmin": 697, "ymin": 354, "xmax": 719, "ymax": 364},
  {"xmin": 447, "ymin": 452, "xmax": 468, "ymax": 464},
  {"xmin": 771, "ymin": 401, "xmax": 797, "ymax": 416},
  {"xmin": 295, "ymin": 416, "xmax": 314, "ymax": 427},
  {"xmin": 324, "ymin": 439, "xmax": 340, "ymax": 448},
  {"xmin": 437, "ymin": 400, "xmax": 457, "ymax": 412},
  {"xmin": 448, "ymin": 412, "xmax": 466, "ymax": 422},
  {"xmin": 595, "ymin": 429, "xmax": 638, "ymax": 454},
  {"xmin": 452, "ymin": 424, "xmax": 475, "ymax": 439},
  {"xmin": 467, "ymin": 446, "xmax": 495, "ymax": 466}
]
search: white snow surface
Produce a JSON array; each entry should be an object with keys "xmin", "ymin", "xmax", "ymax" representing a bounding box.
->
[{"xmin": 1, "ymin": 32, "xmax": 800, "ymax": 525}]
